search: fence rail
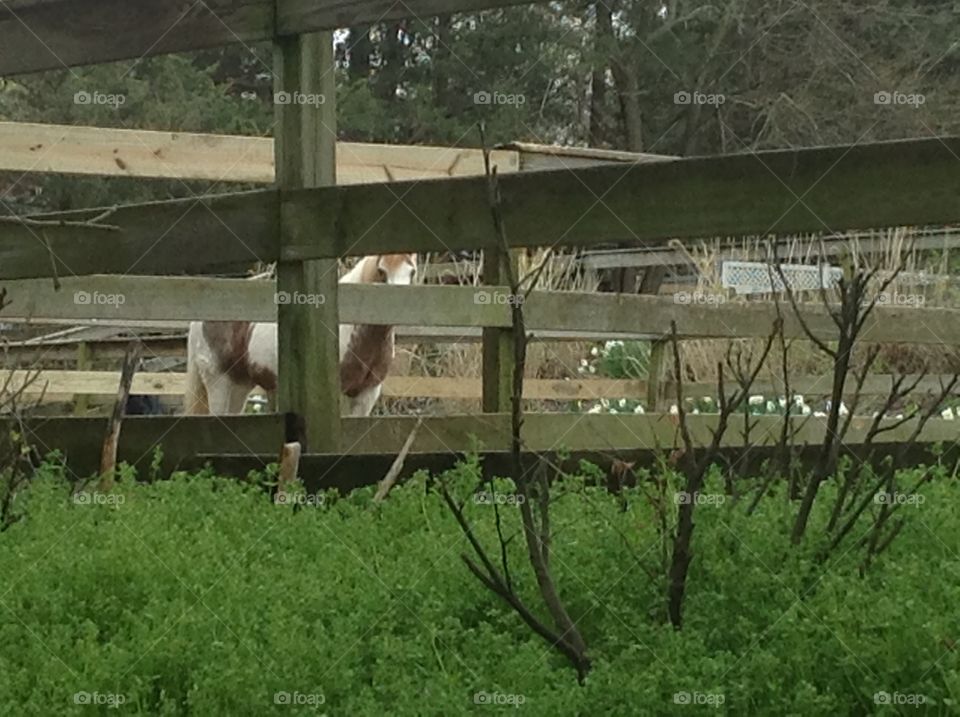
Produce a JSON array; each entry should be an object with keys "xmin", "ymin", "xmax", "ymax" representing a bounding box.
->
[
  {"xmin": 3, "ymin": 136, "xmax": 960, "ymax": 281},
  {"xmin": 3, "ymin": 278, "xmax": 959, "ymax": 345},
  {"xmin": 7, "ymin": 413, "xmax": 955, "ymax": 476},
  {"xmin": 3, "ymin": 0, "xmax": 960, "ymax": 465},
  {"xmin": 0, "ymin": 0, "xmax": 533, "ymax": 76},
  {"xmin": 12, "ymin": 370, "xmax": 960, "ymax": 407},
  {"xmin": 0, "ymin": 121, "xmax": 520, "ymax": 183}
]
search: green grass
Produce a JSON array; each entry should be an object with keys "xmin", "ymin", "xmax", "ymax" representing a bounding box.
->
[{"xmin": 0, "ymin": 458, "xmax": 958, "ymax": 715}]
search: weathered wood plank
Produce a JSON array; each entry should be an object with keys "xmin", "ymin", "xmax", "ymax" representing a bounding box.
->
[
  {"xmin": 0, "ymin": 0, "xmax": 273, "ymax": 76},
  {"xmin": 0, "ymin": 190, "xmax": 277, "ymax": 279},
  {"xmin": 481, "ymin": 251, "xmax": 518, "ymax": 412},
  {"xmin": 274, "ymin": 31, "xmax": 340, "ymax": 451},
  {"xmin": 340, "ymin": 413, "xmax": 960, "ymax": 454},
  {"xmin": 284, "ymin": 136, "xmax": 960, "ymax": 258},
  {"xmin": 12, "ymin": 413, "xmax": 955, "ymax": 475},
  {"xmin": 0, "ymin": 0, "xmax": 534, "ymax": 76},
  {"xmin": 5, "ymin": 138, "xmax": 960, "ymax": 279},
  {"xmin": 10, "ymin": 372, "xmax": 647, "ymax": 403},
  {"xmin": 3, "ymin": 279, "xmax": 959, "ymax": 347},
  {"xmin": 0, "ymin": 122, "xmax": 519, "ymax": 183},
  {"xmin": 502, "ymin": 141, "xmax": 675, "ymax": 170},
  {"xmin": 14, "ymin": 370, "xmax": 960, "ymax": 404},
  {"xmin": 9, "ymin": 414, "xmax": 284, "ymax": 476}
]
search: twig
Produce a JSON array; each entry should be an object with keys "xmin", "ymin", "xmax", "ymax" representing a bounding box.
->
[
  {"xmin": 98, "ymin": 342, "xmax": 141, "ymax": 490},
  {"xmin": 0, "ymin": 207, "xmax": 120, "ymax": 232},
  {"xmin": 374, "ymin": 417, "xmax": 422, "ymax": 502}
]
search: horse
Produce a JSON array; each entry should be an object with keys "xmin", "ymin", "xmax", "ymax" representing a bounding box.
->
[{"xmin": 184, "ymin": 253, "xmax": 417, "ymax": 417}]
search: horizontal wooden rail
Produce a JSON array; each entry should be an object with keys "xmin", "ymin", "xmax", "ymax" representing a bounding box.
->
[
  {"xmin": 0, "ymin": 190, "xmax": 277, "ymax": 278},
  {"xmin": 4, "ymin": 137, "xmax": 960, "ymax": 278},
  {"xmin": 0, "ymin": 122, "xmax": 519, "ymax": 183},
  {"xmin": 14, "ymin": 370, "xmax": 960, "ymax": 405},
  {"xmin": 7, "ymin": 415, "xmax": 954, "ymax": 474},
  {"xmin": 340, "ymin": 413, "xmax": 960, "ymax": 454},
  {"xmin": 285, "ymin": 136, "xmax": 960, "ymax": 258},
  {"xmin": 13, "ymin": 371, "xmax": 648, "ymax": 402},
  {"xmin": 3, "ymin": 278, "xmax": 960, "ymax": 346},
  {"xmin": 0, "ymin": 0, "xmax": 531, "ymax": 76}
]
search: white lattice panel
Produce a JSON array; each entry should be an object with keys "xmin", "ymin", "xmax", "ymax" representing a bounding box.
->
[{"xmin": 721, "ymin": 261, "xmax": 843, "ymax": 295}]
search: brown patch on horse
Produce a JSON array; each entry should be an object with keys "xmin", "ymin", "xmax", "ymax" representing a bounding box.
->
[
  {"xmin": 340, "ymin": 325, "xmax": 394, "ymax": 398},
  {"xmin": 380, "ymin": 253, "xmax": 416, "ymax": 276},
  {"xmin": 202, "ymin": 321, "xmax": 277, "ymax": 392}
]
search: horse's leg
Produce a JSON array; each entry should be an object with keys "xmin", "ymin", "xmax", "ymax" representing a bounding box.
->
[
  {"xmin": 206, "ymin": 376, "xmax": 251, "ymax": 415},
  {"xmin": 184, "ymin": 322, "xmax": 210, "ymax": 414},
  {"xmin": 343, "ymin": 383, "xmax": 382, "ymax": 417},
  {"xmin": 227, "ymin": 383, "xmax": 253, "ymax": 414}
]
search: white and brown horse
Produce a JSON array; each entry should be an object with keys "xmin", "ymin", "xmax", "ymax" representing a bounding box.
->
[{"xmin": 184, "ymin": 254, "xmax": 417, "ymax": 417}]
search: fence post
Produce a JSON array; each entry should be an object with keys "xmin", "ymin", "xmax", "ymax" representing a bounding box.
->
[
  {"xmin": 74, "ymin": 341, "xmax": 90, "ymax": 415},
  {"xmin": 481, "ymin": 249, "xmax": 519, "ymax": 413},
  {"xmin": 646, "ymin": 338, "xmax": 666, "ymax": 412},
  {"xmin": 641, "ymin": 267, "xmax": 667, "ymax": 413},
  {"xmin": 274, "ymin": 31, "xmax": 340, "ymax": 452}
]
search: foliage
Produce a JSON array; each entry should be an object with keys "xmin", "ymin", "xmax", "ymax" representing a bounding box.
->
[{"xmin": 0, "ymin": 458, "xmax": 958, "ymax": 714}]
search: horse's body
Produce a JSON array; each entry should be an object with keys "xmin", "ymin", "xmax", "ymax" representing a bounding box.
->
[{"xmin": 184, "ymin": 254, "xmax": 416, "ymax": 417}]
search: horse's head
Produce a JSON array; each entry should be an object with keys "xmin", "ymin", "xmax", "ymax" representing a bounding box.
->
[{"xmin": 374, "ymin": 253, "xmax": 418, "ymax": 285}]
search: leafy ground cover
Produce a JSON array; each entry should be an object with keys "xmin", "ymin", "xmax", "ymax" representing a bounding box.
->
[{"xmin": 0, "ymin": 458, "xmax": 957, "ymax": 715}]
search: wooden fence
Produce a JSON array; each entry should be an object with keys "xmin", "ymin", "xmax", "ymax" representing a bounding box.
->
[{"xmin": 3, "ymin": 0, "xmax": 960, "ymax": 472}]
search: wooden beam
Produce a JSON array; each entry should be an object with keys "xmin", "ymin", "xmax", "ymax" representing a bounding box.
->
[
  {"xmin": 4, "ymin": 413, "xmax": 953, "ymax": 477},
  {"xmin": 501, "ymin": 141, "xmax": 675, "ymax": 170},
  {"xmin": 282, "ymin": 136, "xmax": 960, "ymax": 258},
  {"xmin": 274, "ymin": 30, "xmax": 340, "ymax": 451},
  {"xmin": 340, "ymin": 413, "xmax": 959, "ymax": 454},
  {"xmin": 3, "ymin": 279, "xmax": 960, "ymax": 347},
  {"xmin": 14, "ymin": 370, "xmax": 960, "ymax": 405},
  {"xmin": 481, "ymin": 250, "xmax": 518, "ymax": 412},
  {"xmin": 6, "ymin": 137, "xmax": 960, "ymax": 280},
  {"xmin": 0, "ymin": 190, "xmax": 277, "ymax": 279},
  {"xmin": 0, "ymin": 0, "xmax": 533, "ymax": 76},
  {"xmin": 0, "ymin": 122, "xmax": 519, "ymax": 184},
  {"xmin": 0, "ymin": 0, "xmax": 273, "ymax": 76},
  {"xmin": 4, "ymin": 414, "xmax": 284, "ymax": 475}
]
